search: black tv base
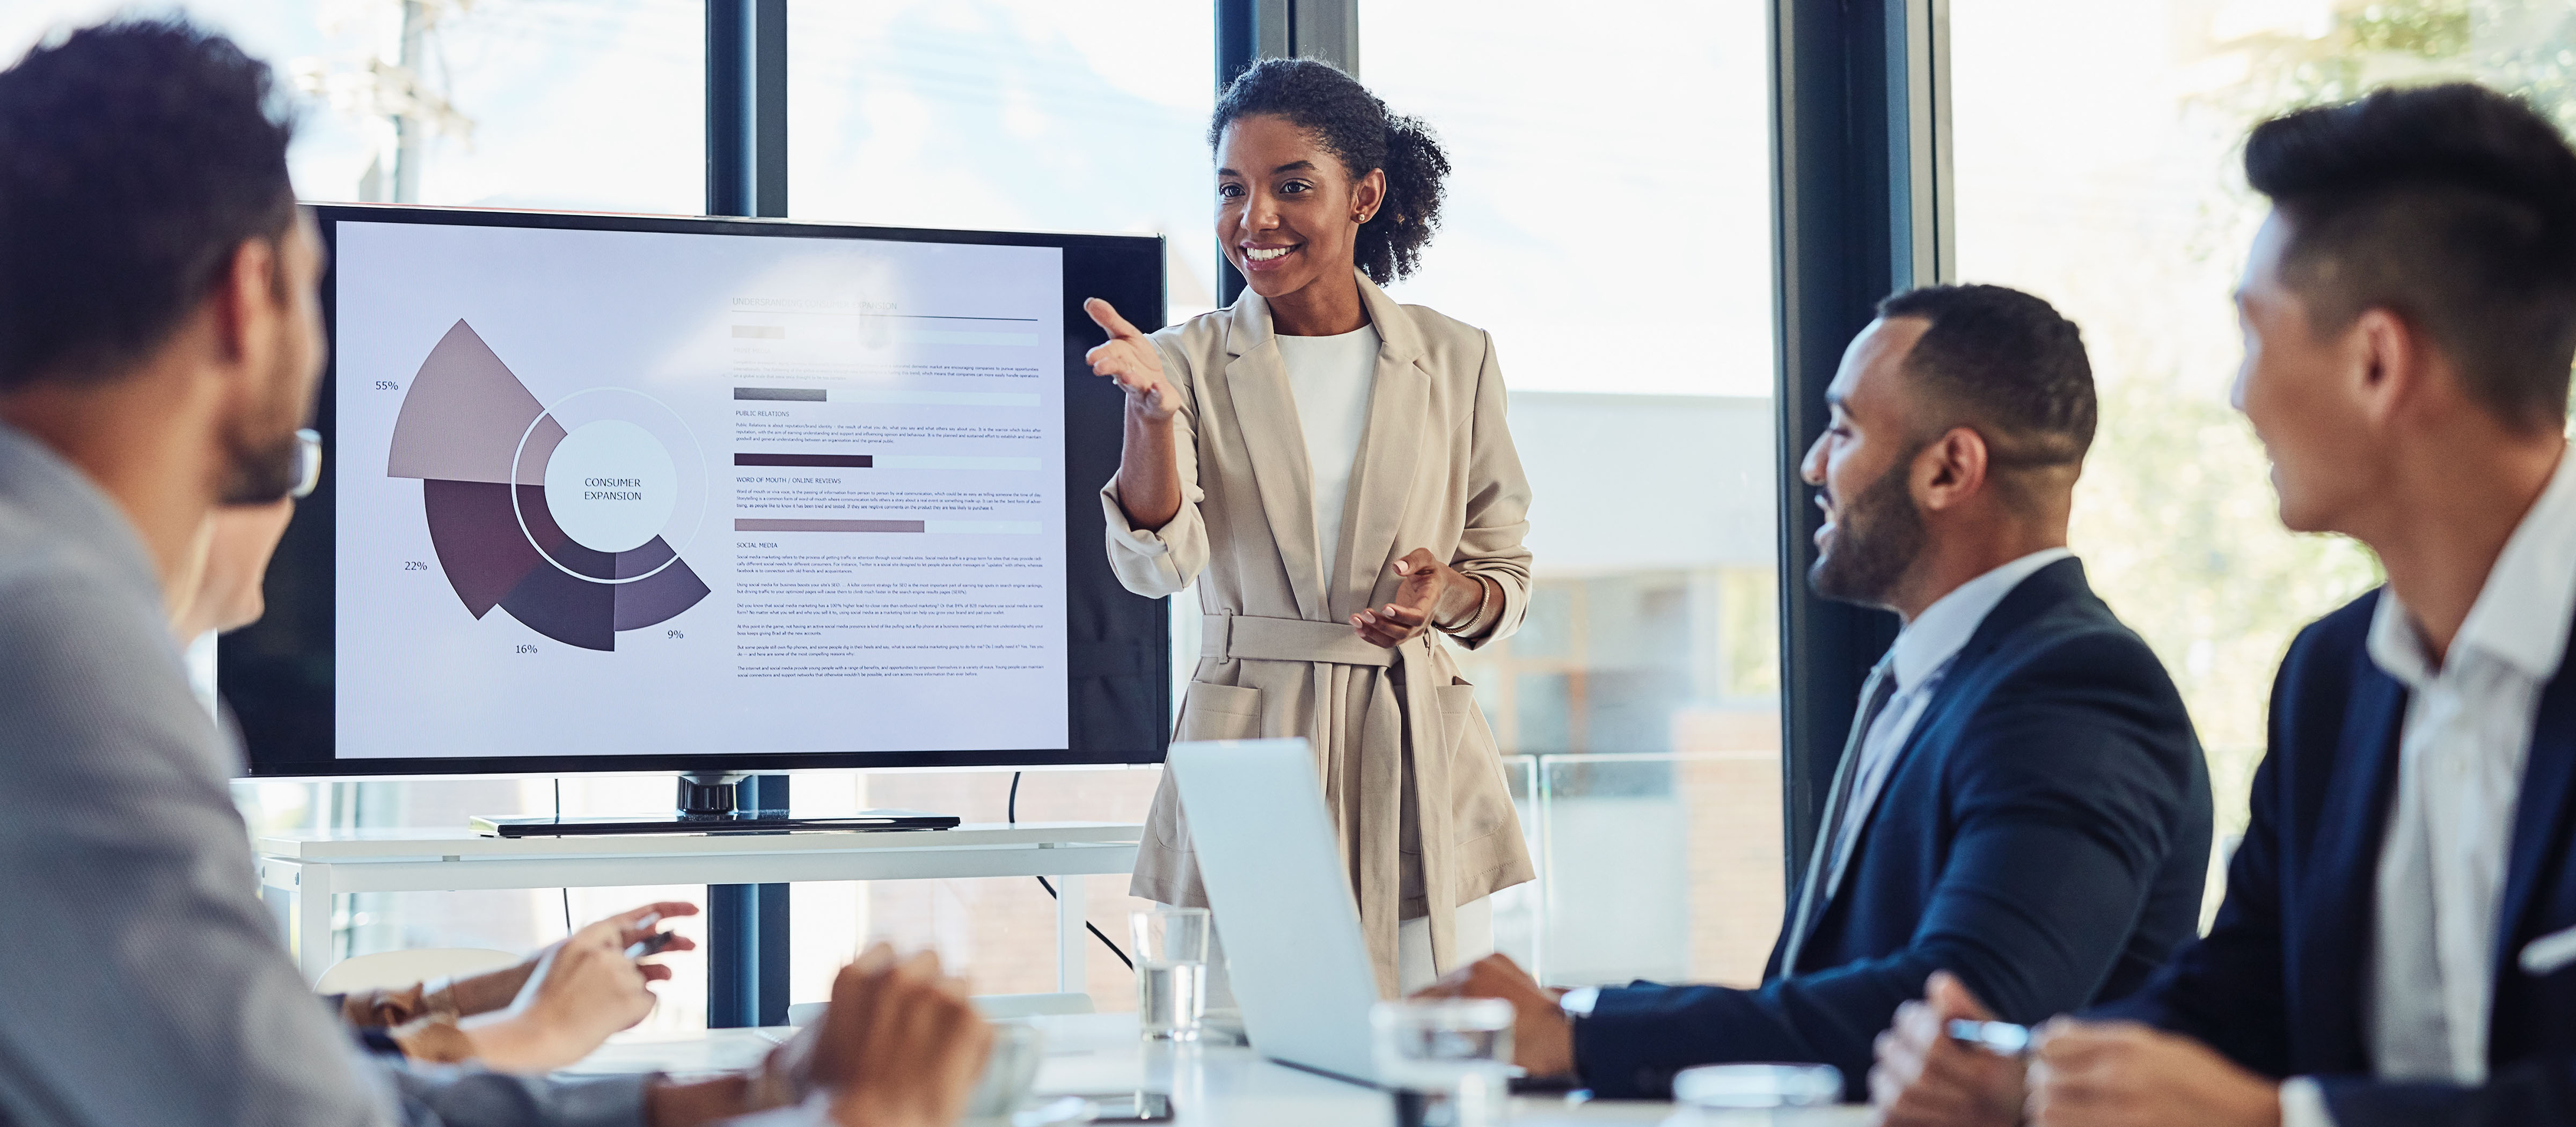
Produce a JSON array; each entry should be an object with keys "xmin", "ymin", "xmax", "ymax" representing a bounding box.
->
[
  {"xmin": 470, "ymin": 771, "xmax": 958, "ymax": 837},
  {"xmin": 471, "ymin": 810, "xmax": 960, "ymax": 838}
]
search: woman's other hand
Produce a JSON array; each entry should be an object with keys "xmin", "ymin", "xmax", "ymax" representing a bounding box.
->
[
  {"xmin": 1084, "ymin": 298, "xmax": 1176, "ymax": 422},
  {"xmin": 463, "ymin": 915, "xmax": 666, "ymax": 1073},
  {"xmin": 449, "ymin": 901, "xmax": 698, "ymax": 1016},
  {"xmin": 1353, "ymin": 548, "xmax": 1486, "ymax": 647}
]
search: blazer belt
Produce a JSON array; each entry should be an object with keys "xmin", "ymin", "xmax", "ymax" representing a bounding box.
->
[{"xmin": 1201, "ymin": 613, "xmax": 1395, "ymax": 668}]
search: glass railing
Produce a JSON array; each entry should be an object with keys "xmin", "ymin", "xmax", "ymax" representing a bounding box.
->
[{"xmin": 1494, "ymin": 750, "xmax": 1785, "ymax": 989}]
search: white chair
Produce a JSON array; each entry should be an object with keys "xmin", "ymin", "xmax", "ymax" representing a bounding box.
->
[
  {"xmin": 316, "ymin": 947, "xmax": 521, "ymax": 994},
  {"xmin": 782, "ymin": 992, "xmax": 1095, "ymax": 1027}
]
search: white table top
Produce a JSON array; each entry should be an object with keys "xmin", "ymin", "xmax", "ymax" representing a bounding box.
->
[
  {"xmin": 256, "ymin": 822, "xmax": 1143, "ymax": 861},
  {"xmin": 561, "ymin": 1013, "xmax": 1873, "ymax": 1126}
]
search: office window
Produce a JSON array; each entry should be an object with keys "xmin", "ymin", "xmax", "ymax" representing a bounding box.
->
[
  {"xmin": 0, "ymin": 2, "xmax": 703, "ymax": 211},
  {"xmin": 292, "ymin": 0, "xmax": 706, "ymax": 211},
  {"xmin": 789, "ymin": 2, "xmax": 1220, "ymax": 319},
  {"xmin": 1362, "ymin": 0, "xmax": 1782, "ymax": 987},
  {"xmin": 1948, "ymin": 0, "xmax": 2576, "ymax": 909},
  {"xmin": 784, "ymin": 1, "xmax": 1219, "ymax": 1012}
]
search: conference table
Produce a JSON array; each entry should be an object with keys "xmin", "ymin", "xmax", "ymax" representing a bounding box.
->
[{"xmin": 565, "ymin": 1011, "xmax": 1874, "ymax": 1126}]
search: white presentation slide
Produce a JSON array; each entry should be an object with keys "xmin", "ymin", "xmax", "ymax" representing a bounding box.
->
[{"xmin": 332, "ymin": 220, "xmax": 1069, "ymax": 758}]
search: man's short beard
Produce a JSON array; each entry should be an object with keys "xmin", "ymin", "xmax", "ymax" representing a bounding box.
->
[
  {"xmin": 218, "ymin": 408, "xmax": 305, "ymax": 505},
  {"xmin": 1809, "ymin": 449, "xmax": 1928, "ymax": 608}
]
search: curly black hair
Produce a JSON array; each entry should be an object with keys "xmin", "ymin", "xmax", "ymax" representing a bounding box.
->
[
  {"xmin": 0, "ymin": 18, "xmax": 298, "ymax": 390},
  {"xmin": 1210, "ymin": 57, "xmax": 1450, "ymax": 286}
]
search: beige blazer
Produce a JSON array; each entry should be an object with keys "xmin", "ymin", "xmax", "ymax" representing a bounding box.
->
[{"xmin": 1101, "ymin": 273, "xmax": 1537, "ymax": 993}]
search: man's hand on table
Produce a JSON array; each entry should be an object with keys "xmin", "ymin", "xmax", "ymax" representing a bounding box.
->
[
  {"xmin": 2026, "ymin": 1019, "xmax": 2281, "ymax": 1127},
  {"xmin": 646, "ymin": 943, "xmax": 993, "ymax": 1127},
  {"xmin": 1871, "ymin": 971, "xmax": 2025, "ymax": 1127},
  {"xmin": 1415, "ymin": 953, "xmax": 1576, "ymax": 1081},
  {"xmin": 811, "ymin": 943, "xmax": 994, "ymax": 1127}
]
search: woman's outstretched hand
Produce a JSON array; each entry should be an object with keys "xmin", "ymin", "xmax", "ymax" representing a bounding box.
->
[
  {"xmin": 1353, "ymin": 548, "xmax": 1484, "ymax": 648},
  {"xmin": 1084, "ymin": 298, "xmax": 1176, "ymax": 422}
]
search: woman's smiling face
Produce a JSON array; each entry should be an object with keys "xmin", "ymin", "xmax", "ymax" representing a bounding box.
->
[{"xmin": 1215, "ymin": 113, "xmax": 1384, "ymax": 303}]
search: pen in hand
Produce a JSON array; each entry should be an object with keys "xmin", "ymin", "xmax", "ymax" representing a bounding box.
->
[
  {"xmin": 623, "ymin": 912, "xmax": 676, "ymax": 960},
  {"xmin": 1948, "ymin": 1019, "xmax": 2033, "ymax": 1058}
]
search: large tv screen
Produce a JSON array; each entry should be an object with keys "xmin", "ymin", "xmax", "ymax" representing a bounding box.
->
[{"xmin": 223, "ymin": 204, "xmax": 1170, "ymax": 776}]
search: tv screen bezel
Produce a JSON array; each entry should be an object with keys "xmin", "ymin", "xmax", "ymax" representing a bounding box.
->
[{"xmin": 222, "ymin": 202, "xmax": 1172, "ymax": 778}]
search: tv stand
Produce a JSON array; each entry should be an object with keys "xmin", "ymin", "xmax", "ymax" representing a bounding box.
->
[
  {"xmin": 469, "ymin": 772, "xmax": 961, "ymax": 838},
  {"xmin": 253, "ymin": 821, "xmax": 1141, "ymax": 988}
]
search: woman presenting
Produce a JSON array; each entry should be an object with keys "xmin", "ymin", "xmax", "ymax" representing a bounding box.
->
[{"xmin": 1084, "ymin": 57, "xmax": 1534, "ymax": 994}]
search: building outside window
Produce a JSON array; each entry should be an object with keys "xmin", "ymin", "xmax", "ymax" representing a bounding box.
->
[{"xmin": 1363, "ymin": 0, "xmax": 1784, "ymax": 986}]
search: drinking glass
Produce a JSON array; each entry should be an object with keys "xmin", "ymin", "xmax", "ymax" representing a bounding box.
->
[
  {"xmin": 1128, "ymin": 908, "xmax": 1210, "ymax": 1041},
  {"xmin": 1372, "ymin": 998, "xmax": 1516, "ymax": 1127}
]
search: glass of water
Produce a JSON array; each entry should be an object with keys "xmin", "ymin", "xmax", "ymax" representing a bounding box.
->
[
  {"xmin": 1372, "ymin": 998, "xmax": 1516, "ymax": 1127},
  {"xmin": 1129, "ymin": 907, "xmax": 1210, "ymax": 1041}
]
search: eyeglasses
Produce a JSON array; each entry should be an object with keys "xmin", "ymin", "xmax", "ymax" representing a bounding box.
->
[{"xmin": 291, "ymin": 428, "xmax": 324, "ymax": 500}]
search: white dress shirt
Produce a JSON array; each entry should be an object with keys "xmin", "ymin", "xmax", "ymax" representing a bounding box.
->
[
  {"xmin": 2280, "ymin": 447, "xmax": 2576, "ymax": 1127},
  {"xmin": 1274, "ymin": 324, "xmax": 1380, "ymax": 579},
  {"xmin": 1820, "ymin": 547, "xmax": 2076, "ymax": 899}
]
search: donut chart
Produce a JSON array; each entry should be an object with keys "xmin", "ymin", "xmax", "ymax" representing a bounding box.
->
[{"xmin": 386, "ymin": 320, "xmax": 709, "ymax": 651}]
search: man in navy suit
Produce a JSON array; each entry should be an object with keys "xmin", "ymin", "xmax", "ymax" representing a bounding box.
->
[
  {"xmin": 1871, "ymin": 84, "xmax": 2576, "ymax": 1127},
  {"xmin": 1422, "ymin": 284, "xmax": 2213, "ymax": 1100}
]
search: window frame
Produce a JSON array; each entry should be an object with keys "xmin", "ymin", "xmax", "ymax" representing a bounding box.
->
[{"xmin": 1768, "ymin": 0, "xmax": 1953, "ymax": 881}]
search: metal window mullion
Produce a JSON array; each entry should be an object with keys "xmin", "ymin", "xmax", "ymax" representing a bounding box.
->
[
  {"xmin": 1771, "ymin": 0, "xmax": 1944, "ymax": 888},
  {"xmin": 706, "ymin": 0, "xmax": 786, "ymax": 221},
  {"xmin": 705, "ymin": 0, "xmax": 790, "ymax": 1029}
]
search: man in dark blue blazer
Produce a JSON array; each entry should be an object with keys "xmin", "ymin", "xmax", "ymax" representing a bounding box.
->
[
  {"xmin": 1423, "ymin": 284, "xmax": 2213, "ymax": 1100},
  {"xmin": 1871, "ymin": 85, "xmax": 2576, "ymax": 1127}
]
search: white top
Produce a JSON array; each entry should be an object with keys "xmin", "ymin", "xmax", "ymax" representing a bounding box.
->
[
  {"xmin": 1821, "ymin": 547, "xmax": 2075, "ymax": 899},
  {"xmin": 2281, "ymin": 448, "xmax": 2576, "ymax": 1127},
  {"xmin": 1272, "ymin": 324, "xmax": 1380, "ymax": 585}
]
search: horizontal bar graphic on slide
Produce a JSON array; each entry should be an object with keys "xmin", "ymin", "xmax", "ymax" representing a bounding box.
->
[
  {"xmin": 731, "ymin": 387, "xmax": 1039, "ymax": 408},
  {"xmin": 735, "ymin": 453, "xmax": 872, "ymax": 468},
  {"xmin": 730, "ymin": 519, "xmax": 1042, "ymax": 535},
  {"xmin": 730, "ymin": 325, "xmax": 786, "ymax": 339},
  {"xmin": 736, "ymin": 518, "xmax": 924, "ymax": 533},
  {"xmin": 839, "ymin": 389, "xmax": 1040, "ymax": 407},
  {"xmin": 894, "ymin": 330, "xmax": 1040, "ymax": 346},
  {"xmin": 876, "ymin": 455, "xmax": 1040, "ymax": 471}
]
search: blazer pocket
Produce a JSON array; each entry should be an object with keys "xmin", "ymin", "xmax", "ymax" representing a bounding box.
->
[
  {"xmin": 1438, "ymin": 680, "xmax": 1514, "ymax": 847},
  {"xmin": 1159, "ymin": 681, "xmax": 1265, "ymax": 853},
  {"xmin": 1174, "ymin": 680, "xmax": 1263, "ymax": 743}
]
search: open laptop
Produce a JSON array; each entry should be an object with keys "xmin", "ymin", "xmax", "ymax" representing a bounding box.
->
[{"xmin": 1165, "ymin": 737, "xmax": 1385, "ymax": 1085}]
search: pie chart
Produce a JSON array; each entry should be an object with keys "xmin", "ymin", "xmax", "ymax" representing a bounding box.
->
[{"xmin": 386, "ymin": 320, "xmax": 710, "ymax": 651}]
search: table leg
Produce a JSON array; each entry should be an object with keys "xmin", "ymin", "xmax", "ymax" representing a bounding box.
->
[
  {"xmin": 299, "ymin": 862, "xmax": 335, "ymax": 984},
  {"xmin": 1055, "ymin": 872, "xmax": 1087, "ymax": 993}
]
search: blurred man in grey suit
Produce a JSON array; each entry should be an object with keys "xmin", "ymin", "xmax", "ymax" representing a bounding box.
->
[{"xmin": 0, "ymin": 18, "xmax": 990, "ymax": 1127}]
